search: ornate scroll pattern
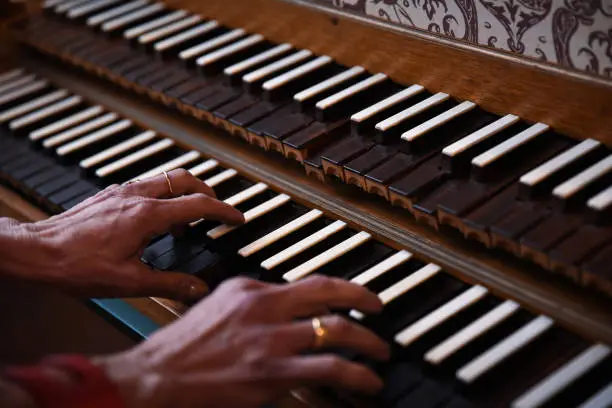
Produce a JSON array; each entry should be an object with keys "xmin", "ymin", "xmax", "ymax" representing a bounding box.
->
[{"xmin": 309, "ymin": 0, "xmax": 612, "ymax": 80}]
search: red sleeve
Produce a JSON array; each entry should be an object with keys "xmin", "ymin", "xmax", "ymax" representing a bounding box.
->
[{"xmin": 2, "ymin": 355, "xmax": 125, "ymax": 408}]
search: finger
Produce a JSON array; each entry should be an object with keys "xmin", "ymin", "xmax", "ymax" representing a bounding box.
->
[
  {"xmin": 125, "ymin": 168, "xmax": 217, "ymax": 199},
  {"xmin": 278, "ymin": 315, "xmax": 390, "ymax": 361},
  {"xmin": 276, "ymin": 355, "xmax": 384, "ymax": 395},
  {"xmin": 149, "ymin": 194, "xmax": 245, "ymax": 234},
  {"xmin": 279, "ymin": 275, "xmax": 383, "ymax": 318},
  {"xmin": 129, "ymin": 263, "xmax": 209, "ymax": 302}
]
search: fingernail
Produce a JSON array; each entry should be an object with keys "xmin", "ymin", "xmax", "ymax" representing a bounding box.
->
[{"xmin": 189, "ymin": 282, "xmax": 209, "ymax": 299}]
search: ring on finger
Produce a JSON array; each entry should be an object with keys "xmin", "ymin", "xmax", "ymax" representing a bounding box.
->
[
  {"xmin": 162, "ymin": 170, "xmax": 174, "ymax": 195},
  {"xmin": 312, "ymin": 317, "xmax": 328, "ymax": 350}
]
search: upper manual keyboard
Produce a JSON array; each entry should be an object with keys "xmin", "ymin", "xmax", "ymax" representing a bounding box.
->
[{"xmin": 9, "ymin": 0, "xmax": 612, "ymax": 297}]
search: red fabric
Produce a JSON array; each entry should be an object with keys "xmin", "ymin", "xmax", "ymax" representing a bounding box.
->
[{"xmin": 3, "ymin": 355, "xmax": 124, "ymax": 408}]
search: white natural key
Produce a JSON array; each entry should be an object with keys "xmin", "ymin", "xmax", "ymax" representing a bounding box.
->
[
  {"xmin": 352, "ymin": 85, "xmax": 425, "ymax": 124},
  {"xmin": 351, "ymin": 263, "xmax": 441, "ymax": 320},
  {"xmin": 243, "ymin": 50, "xmax": 312, "ymax": 84},
  {"xmin": 67, "ymin": 0, "xmax": 122, "ymax": 19},
  {"xmin": 350, "ymin": 250, "xmax": 413, "ymax": 286},
  {"xmin": 102, "ymin": 3, "xmax": 165, "ymax": 32},
  {"xmin": 55, "ymin": 0, "xmax": 92, "ymax": 14},
  {"xmin": 189, "ymin": 182, "xmax": 268, "ymax": 228},
  {"xmin": 131, "ymin": 150, "xmax": 201, "ymax": 181},
  {"xmin": 0, "ymin": 90, "xmax": 69, "ymax": 124},
  {"xmin": 587, "ymin": 184, "xmax": 612, "ymax": 212},
  {"xmin": 197, "ymin": 34, "xmax": 265, "ymax": 67},
  {"xmin": 87, "ymin": 0, "xmax": 149, "ymax": 27},
  {"xmin": 0, "ymin": 74, "xmax": 37, "ymax": 96},
  {"xmin": 10, "ymin": 95, "xmax": 83, "ymax": 131},
  {"xmin": 238, "ymin": 209, "xmax": 324, "ymax": 257},
  {"xmin": 578, "ymin": 383, "xmax": 612, "ymax": 408},
  {"xmin": 263, "ymin": 56, "xmax": 333, "ymax": 91},
  {"xmin": 223, "ymin": 183, "xmax": 268, "ymax": 207},
  {"xmin": 139, "ymin": 15, "xmax": 202, "ymax": 45},
  {"xmin": 187, "ymin": 159, "xmax": 219, "ymax": 178},
  {"xmin": 96, "ymin": 138, "xmax": 174, "ymax": 178},
  {"xmin": 179, "ymin": 29, "xmax": 246, "ymax": 61},
  {"xmin": 80, "ymin": 131, "xmax": 157, "ymax": 169},
  {"xmin": 512, "ymin": 344, "xmax": 611, "ymax": 408},
  {"xmin": 56, "ymin": 119, "xmax": 132, "ymax": 157},
  {"xmin": 375, "ymin": 93, "xmax": 449, "ymax": 133},
  {"xmin": 442, "ymin": 114, "xmax": 520, "ymax": 157},
  {"xmin": 203, "ymin": 168, "xmax": 237, "ymax": 187},
  {"xmin": 425, "ymin": 300, "xmax": 520, "ymax": 365},
  {"xmin": 294, "ymin": 66, "xmax": 365, "ymax": 103},
  {"xmin": 43, "ymin": 0, "xmax": 72, "ymax": 8},
  {"xmin": 154, "ymin": 21, "xmax": 219, "ymax": 52},
  {"xmin": 316, "ymin": 73, "xmax": 387, "ymax": 111},
  {"xmin": 224, "ymin": 43, "xmax": 292, "ymax": 76},
  {"xmin": 30, "ymin": 106, "xmax": 104, "ymax": 141},
  {"xmin": 0, "ymin": 69, "xmax": 24, "ymax": 86},
  {"xmin": 124, "ymin": 10, "xmax": 188, "ymax": 40},
  {"xmin": 283, "ymin": 231, "xmax": 372, "ymax": 282},
  {"xmin": 43, "ymin": 113, "xmax": 119, "ymax": 148},
  {"xmin": 402, "ymin": 101, "xmax": 477, "ymax": 142},
  {"xmin": 457, "ymin": 315, "xmax": 554, "ymax": 384},
  {"xmin": 261, "ymin": 220, "xmax": 347, "ymax": 271},
  {"xmin": 472, "ymin": 123, "xmax": 549, "ymax": 168},
  {"xmin": 394, "ymin": 285, "xmax": 489, "ymax": 347},
  {"xmin": 520, "ymin": 139, "xmax": 601, "ymax": 188},
  {"xmin": 207, "ymin": 194, "xmax": 291, "ymax": 239},
  {"xmin": 0, "ymin": 80, "xmax": 49, "ymax": 107},
  {"xmin": 553, "ymin": 155, "xmax": 612, "ymax": 200}
]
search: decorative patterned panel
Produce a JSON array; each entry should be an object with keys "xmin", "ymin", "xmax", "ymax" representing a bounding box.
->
[{"xmin": 309, "ymin": 0, "xmax": 612, "ymax": 81}]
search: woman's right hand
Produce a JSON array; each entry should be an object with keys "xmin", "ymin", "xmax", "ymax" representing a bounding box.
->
[{"xmin": 94, "ymin": 275, "xmax": 390, "ymax": 408}]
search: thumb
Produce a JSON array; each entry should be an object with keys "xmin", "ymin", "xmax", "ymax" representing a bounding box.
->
[{"xmin": 132, "ymin": 266, "xmax": 210, "ymax": 302}]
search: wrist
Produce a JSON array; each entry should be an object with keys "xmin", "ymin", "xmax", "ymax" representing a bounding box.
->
[{"xmin": 0, "ymin": 217, "xmax": 59, "ymax": 284}]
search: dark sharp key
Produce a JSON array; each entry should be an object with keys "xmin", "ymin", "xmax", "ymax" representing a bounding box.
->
[
  {"xmin": 195, "ymin": 87, "xmax": 242, "ymax": 112},
  {"xmin": 461, "ymin": 185, "xmax": 519, "ymax": 244},
  {"xmin": 320, "ymin": 135, "xmax": 375, "ymax": 167},
  {"xmin": 283, "ymin": 120, "xmax": 349, "ymax": 162},
  {"xmin": 229, "ymin": 100, "xmax": 283, "ymax": 128},
  {"xmin": 180, "ymin": 84, "xmax": 225, "ymax": 107},
  {"xmin": 149, "ymin": 237, "xmax": 210, "ymax": 271},
  {"xmin": 88, "ymin": 48, "xmax": 133, "ymax": 67},
  {"xmin": 142, "ymin": 235, "xmax": 175, "ymax": 264},
  {"xmin": 581, "ymin": 244, "xmax": 612, "ymax": 294},
  {"xmin": 123, "ymin": 61, "xmax": 167, "ymax": 83},
  {"xmin": 344, "ymin": 145, "xmax": 398, "ymax": 180},
  {"xmin": 165, "ymin": 78, "xmax": 214, "ymax": 99},
  {"xmin": 109, "ymin": 56, "xmax": 152, "ymax": 75},
  {"xmin": 147, "ymin": 71, "xmax": 192, "ymax": 92},
  {"xmin": 47, "ymin": 181, "xmax": 99, "ymax": 208},
  {"xmin": 61, "ymin": 189, "xmax": 100, "ymax": 210},
  {"xmin": 212, "ymin": 94, "xmax": 260, "ymax": 120},
  {"xmin": 393, "ymin": 379, "xmax": 452, "ymax": 408},
  {"xmin": 490, "ymin": 204, "xmax": 549, "ymax": 254},
  {"xmin": 6, "ymin": 157, "xmax": 55, "ymax": 182},
  {"xmin": 365, "ymin": 152, "xmax": 422, "ymax": 199},
  {"xmin": 519, "ymin": 214, "xmax": 582, "ymax": 266},
  {"xmin": 375, "ymin": 362, "xmax": 424, "ymax": 405},
  {"xmin": 260, "ymin": 111, "xmax": 313, "ymax": 141},
  {"xmin": 175, "ymin": 249, "xmax": 222, "ymax": 275},
  {"xmin": 389, "ymin": 158, "xmax": 447, "ymax": 205},
  {"xmin": 549, "ymin": 225, "xmax": 612, "ymax": 279},
  {"xmin": 443, "ymin": 398, "xmax": 476, "ymax": 408},
  {"xmin": 22, "ymin": 166, "xmax": 67, "ymax": 190},
  {"xmin": 35, "ymin": 172, "xmax": 81, "ymax": 198}
]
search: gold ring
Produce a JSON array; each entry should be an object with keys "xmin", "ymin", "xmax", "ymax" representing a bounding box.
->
[
  {"xmin": 162, "ymin": 171, "xmax": 174, "ymax": 195},
  {"xmin": 311, "ymin": 317, "xmax": 328, "ymax": 349}
]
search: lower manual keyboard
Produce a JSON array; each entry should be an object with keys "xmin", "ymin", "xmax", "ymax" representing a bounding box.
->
[{"xmin": 0, "ymin": 64, "xmax": 610, "ymax": 408}]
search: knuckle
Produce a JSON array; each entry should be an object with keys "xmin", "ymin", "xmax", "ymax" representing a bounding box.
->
[
  {"xmin": 171, "ymin": 168, "xmax": 191, "ymax": 179},
  {"xmin": 225, "ymin": 276, "xmax": 261, "ymax": 292},
  {"xmin": 328, "ymin": 314, "xmax": 350, "ymax": 332},
  {"xmin": 305, "ymin": 275, "xmax": 334, "ymax": 291},
  {"xmin": 320, "ymin": 355, "xmax": 344, "ymax": 374}
]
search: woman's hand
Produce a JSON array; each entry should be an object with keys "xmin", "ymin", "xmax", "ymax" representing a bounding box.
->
[
  {"xmin": 0, "ymin": 169, "xmax": 244, "ymax": 302},
  {"xmin": 95, "ymin": 276, "xmax": 390, "ymax": 408}
]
